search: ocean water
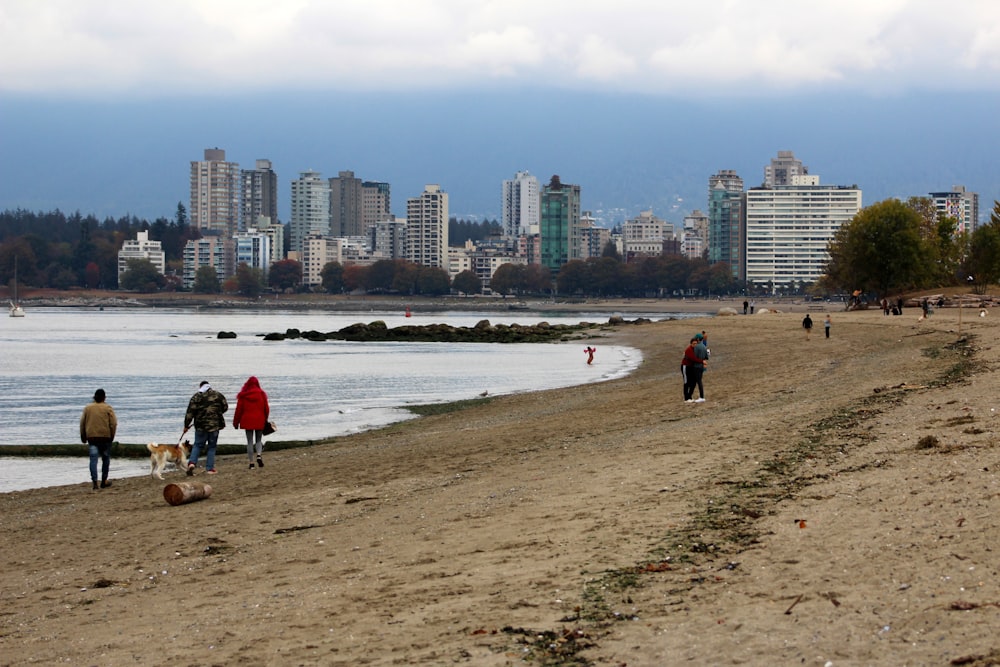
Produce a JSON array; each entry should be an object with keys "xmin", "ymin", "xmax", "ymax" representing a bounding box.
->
[{"xmin": 0, "ymin": 307, "xmax": 696, "ymax": 492}]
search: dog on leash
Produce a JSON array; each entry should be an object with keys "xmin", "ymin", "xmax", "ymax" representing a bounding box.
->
[{"xmin": 147, "ymin": 440, "xmax": 192, "ymax": 480}]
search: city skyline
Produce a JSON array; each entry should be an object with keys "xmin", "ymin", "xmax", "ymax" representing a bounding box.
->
[{"xmin": 3, "ymin": 1, "xmax": 1000, "ymax": 223}]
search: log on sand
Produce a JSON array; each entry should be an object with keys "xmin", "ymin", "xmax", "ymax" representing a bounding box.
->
[{"xmin": 163, "ymin": 481, "xmax": 213, "ymax": 506}]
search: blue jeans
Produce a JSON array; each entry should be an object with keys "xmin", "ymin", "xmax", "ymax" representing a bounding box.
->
[
  {"xmin": 190, "ymin": 429, "xmax": 220, "ymax": 470},
  {"xmin": 88, "ymin": 441, "xmax": 111, "ymax": 483}
]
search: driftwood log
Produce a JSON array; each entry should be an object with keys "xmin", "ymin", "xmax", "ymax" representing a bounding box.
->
[{"xmin": 163, "ymin": 481, "xmax": 213, "ymax": 506}]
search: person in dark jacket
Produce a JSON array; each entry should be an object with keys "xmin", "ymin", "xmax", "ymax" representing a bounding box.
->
[
  {"xmin": 80, "ymin": 388, "xmax": 117, "ymax": 490},
  {"xmin": 233, "ymin": 376, "xmax": 269, "ymax": 470},
  {"xmin": 184, "ymin": 381, "xmax": 228, "ymax": 475}
]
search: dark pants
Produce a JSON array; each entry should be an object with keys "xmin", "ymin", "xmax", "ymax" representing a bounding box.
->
[
  {"xmin": 682, "ymin": 365, "xmax": 705, "ymax": 400},
  {"xmin": 88, "ymin": 438, "xmax": 112, "ymax": 483}
]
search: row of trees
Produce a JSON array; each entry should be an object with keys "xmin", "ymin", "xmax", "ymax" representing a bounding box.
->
[{"xmin": 823, "ymin": 198, "xmax": 1000, "ymax": 298}]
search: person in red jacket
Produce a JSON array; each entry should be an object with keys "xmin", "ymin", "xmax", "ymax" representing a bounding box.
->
[{"xmin": 233, "ymin": 376, "xmax": 270, "ymax": 470}]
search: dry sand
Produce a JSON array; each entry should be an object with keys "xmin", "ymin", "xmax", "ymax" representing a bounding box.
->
[{"xmin": 2, "ymin": 300, "xmax": 999, "ymax": 666}]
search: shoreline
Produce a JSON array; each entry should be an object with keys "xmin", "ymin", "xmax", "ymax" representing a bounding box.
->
[{"xmin": 3, "ymin": 306, "xmax": 995, "ymax": 664}]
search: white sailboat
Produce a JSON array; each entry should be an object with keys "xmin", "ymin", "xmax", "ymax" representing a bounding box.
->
[{"xmin": 9, "ymin": 257, "xmax": 24, "ymax": 317}]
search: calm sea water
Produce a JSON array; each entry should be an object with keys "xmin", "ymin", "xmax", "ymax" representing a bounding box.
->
[{"xmin": 0, "ymin": 307, "xmax": 700, "ymax": 492}]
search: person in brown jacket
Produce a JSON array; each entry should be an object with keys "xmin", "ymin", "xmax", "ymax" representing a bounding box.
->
[{"xmin": 80, "ymin": 388, "xmax": 117, "ymax": 490}]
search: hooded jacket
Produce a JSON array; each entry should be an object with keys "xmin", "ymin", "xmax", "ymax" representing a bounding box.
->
[
  {"xmin": 233, "ymin": 376, "xmax": 269, "ymax": 431},
  {"xmin": 184, "ymin": 384, "xmax": 228, "ymax": 432}
]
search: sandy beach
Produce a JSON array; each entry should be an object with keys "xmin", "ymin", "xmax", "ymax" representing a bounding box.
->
[{"xmin": 2, "ymin": 299, "xmax": 998, "ymax": 666}]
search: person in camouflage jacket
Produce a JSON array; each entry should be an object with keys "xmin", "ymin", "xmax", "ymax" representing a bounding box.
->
[{"xmin": 183, "ymin": 381, "xmax": 228, "ymax": 475}]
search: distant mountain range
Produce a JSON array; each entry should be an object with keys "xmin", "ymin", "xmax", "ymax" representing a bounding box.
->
[{"xmin": 2, "ymin": 89, "xmax": 997, "ymax": 225}]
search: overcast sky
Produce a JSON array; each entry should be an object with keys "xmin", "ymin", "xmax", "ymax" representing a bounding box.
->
[{"xmin": 2, "ymin": 1, "xmax": 999, "ymax": 222}]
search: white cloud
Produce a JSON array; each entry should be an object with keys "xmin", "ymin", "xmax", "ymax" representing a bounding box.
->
[{"xmin": 3, "ymin": 0, "xmax": 1000, "ymax": 96}]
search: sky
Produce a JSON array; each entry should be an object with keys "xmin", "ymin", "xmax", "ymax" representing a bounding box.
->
[{"xmin": 2, "ymin": 0, "xmax": 1000, "ymax": 225}]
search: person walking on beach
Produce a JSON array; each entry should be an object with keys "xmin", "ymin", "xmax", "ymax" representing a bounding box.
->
[
  {"xmin": 743, "ymin": 300, "xmax": 749, "ymax": 315},
  {"xmin": 824, "ymin": 314, "xmax": 832, "ymax": 339},
  {"xmin": 749, "ymin": 299, "xmax": 756, "ymax": 315},
  {"xmin": 233, "ymin": 376, "xmax": 269, "ymax": 470},
  {"xmin": 184, "ymin": 381, "xmax": 228, "ymax": 475},
  {"xmin": 584, "ymin": 346, "xmax": 596, "ymax": 365},
  {"xmin": 80, "ymin": 388, "xmax": 117, "ymax": 490},
  {"xmin": 682, "ymin": 333, "xmax": 708, "ymax": 403},
  {"xmin": 802, "ymin": 313, "xmax": 814, "ymax": 340}
]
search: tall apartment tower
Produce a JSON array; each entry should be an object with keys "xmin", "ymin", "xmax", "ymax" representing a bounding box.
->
[
  {"xmin": 240, "ymin": 159, "xmax": 279, "ymax": 232},
  {"xmin": 289, "ymin": 170, "xmax": 331, "ymax": 255},
  {"xmin": 330, "ymin": 170, "xmax": 365, "ymax": 237},
  {"xmin": 405, "ymin": 185, "xmax": 449, "ymax": 268},
  {"xmin": 117, "ymin": 231, "xmax": 166, "ymax": 284},
  {"xmin": 502, "ymin": 171, "xmax": 541, "ymax": 238},
  {"xmin": 929, "ymin": 185, "xmax": 979, "ymax": 235},
  {"xmin": 362, "ymin": 181, "xmax": 393, "ymax": 229},
  {"xmin": 764, "ymin": 150, "xmax": 808, "ymax": 187},
  {"xmin": 708, "ymin": 170, "xmax": 745, "ymax": 279},
  {"xmin": 190, "ymin": 148, "xmax": 240, "ymax": 237},
  {"xmin": 745, "ymin": 175, "xmax": 862, "ymax": 291},
  {"xmin": 540, "ymin": 175, "xmax": 582, "ymax": 274}
]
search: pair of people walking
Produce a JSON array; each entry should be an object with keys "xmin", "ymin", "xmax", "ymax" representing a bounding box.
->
[
  {"xmin": 184, "ymin": 377, "xmax": 270, "ymax": 474},
  {"xmin": 681, "ymin": 332, "xmax": 709, "ymax": 403}
]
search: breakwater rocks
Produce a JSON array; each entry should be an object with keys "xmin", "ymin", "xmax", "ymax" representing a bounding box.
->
[{"xmin": 258, "ymin": 317, "xmax": 652, "ymax": 343}]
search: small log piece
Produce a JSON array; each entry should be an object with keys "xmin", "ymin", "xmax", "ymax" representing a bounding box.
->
[{"xmin": 163, "ymin": 481, "xmax": 213, "ymax": 506}]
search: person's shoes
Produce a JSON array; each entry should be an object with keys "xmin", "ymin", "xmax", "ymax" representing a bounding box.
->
[
  {"xmin": 92, "ymin": 481, "xmax": 99, "ymax": 490},
  {"xmin": 256, "ymin": 456, "xmax": 264, "ymax": 468},
  {"xmin": 187, "ymin": 463, "xmax": 195, "ymax": 476},
  {"xmin": 207, "ymin": 469, "xmax": 217, "ymax": 475},
  {"xmin": 249, "ymin": 463, "xmax": 255, "ymax": 470},
  {"xmin": 100, "ymin": 480, "xmax": 112, "ymax": 488},
  {"xmin": 695, "ymin": 398, "xmax": 706, "ymax": 403}
]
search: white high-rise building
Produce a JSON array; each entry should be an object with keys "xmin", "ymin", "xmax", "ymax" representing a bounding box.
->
[
  {"xmin": 502, "ymin": 171, "xmax": 541, "ymax": 237},
  {"xmin": 234, "ymin": 231, "xmax": 272, "ymax": 278},
  {"xmin": 117, "ymin": 231, "xmax": 166, "ymax": 283},
  {"xmin": 745, "ymin": 175, "xmax": 861, "ymax": 291},
  {"xmin": 405, "ymin": 185, "xmax": 449, "ymax": 268},
  {"xmin": 190, "ymin": 148, "xmax": 240, "ymax": 237},
  {"xmin": 290, "ymin": 170, "xmax": 331, "ymax": 255},
  {"xmin": 929, "ymin": 185, "xmax": 979, "ymax": 235},
  {"xmin": 623, "ymin": 210, "xmax": 668, "ymax": 260}
]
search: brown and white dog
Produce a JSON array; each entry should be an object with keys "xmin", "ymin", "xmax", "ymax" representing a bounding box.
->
[{"xmin": 147, "ymin": 440, "xmax": 192, "ymax": 480}]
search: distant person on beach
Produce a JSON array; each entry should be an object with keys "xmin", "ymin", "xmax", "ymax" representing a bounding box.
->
[
  {"xmin": 918, "ymin": 298, "xmax": 930, "ymax": 322},
  {"xmin": 743, "ymin": 300, "xmax": 749, "ymax": 315},
  {"xmin": 80, "ymin": 388, "xmax": 117, "ymax": 490},
  {"xmin": 802, "ymin": 314, "xmax": 813, "ymax": 339},
  {"xmin": 233, "ymin": 376, "xmax": 269, "ymax": 470},
  {"xmin": 184, "ymin": 381, "xmax": 228, "ymax": 475},
  {"xmin": 682, "ymin": 333, "xmax": 708, "ymax": 403},
  {"xmin": 824, "ymin": 314, "xmax": 832, "ymax": 338},
  {"xmin": 750, "ymin": 299, "xmax": 756, "ymax": 314},
  {"xmin": 584, "ymin": 346, "xmax": 596, "ymax": 365}
]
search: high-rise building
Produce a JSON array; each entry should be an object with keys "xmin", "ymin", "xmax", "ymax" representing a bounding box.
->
[
  {"xmin": 289, "ymin": 170, "xmax": 331, "ymax": 255},
  {"xmin": 248, "ymin": 216, "xmax": 285, "ymax": 263},
  {"xmin": 234, "ymin": 231, "xmax": 272, "ymax": 279},
  {"xmin": 240, "ymin": 159, "xmax": 278, "ymax": 233},
  {"xmin": 764, "ymin": 150, "xmax": 809, "ymax": 187},
  {"xmin": 745, "ymin": 175, "xmax": 862, "ymax": 291},
  {"xmin": 190, "ymin": 148, "xmax": 240, "ymax": 237},
  {"xmin": 502, "ymin": 171, "xmax": 541, "ymax": 238},
  {"xmin": 182, "ymin": 236, "xmax": 231, "ymax": 289},
  {"xmin": 929, "ymin": 185, "xmax": 979, "ymax": 235},
  {"xmin": 369, "ymin": 220, "xmax": 407, "ymax": 259},
  {"xmin": 405, "ymin": 185, "xmax": 449, "ymax": 268},
  {"xmin": 362, "ymin": 181, "xmax": 393, "ymax": 229},
  {"xmin": 708, "ymin": 170, "xmax": 745, "ymax": 279},
  {"xmin": 330, "ymin": 170, "xmax": 364, "ymax": 237},
  {"xmin": 117, "ymin": 231, "xmax": 166, "ymax": 284},
  {"xmin": 682, "ymin": 209, "xmax": 709, "ymax": 259},
  {"xmin": 579, "ymin": 211, "xmax": 609, "ymax": 260},
  {"xmin": 540, "ymin": 175, "xmax": 582, "ymax": 273},
  {"xmin": 623, "ymin": 210, "xmax": 669, "ymax": 261}
]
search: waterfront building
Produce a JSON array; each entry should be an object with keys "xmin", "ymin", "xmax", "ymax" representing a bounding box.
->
[
  {"xmin": 929, "ymin": 185, "xmax": 979, "ymax": 235},
  {"xmin": 745, "ymin": 176, "xmax": 862, "ymax": 292},
  {"xmin": 290, "ymin": 170, "xmax": 331, "ymax": 256},
  {"xmin": 117, "ymin": 231, "xmax": 165, "ymax": 283},
  {"xmin": 405, "ymin": 185, "xmax": 449, "ymax": 269},
  {"xmin": 708, "ymin": 170, "xmax": 745, "ymax": 279},
  {"xmin": 240, "ymin": 159, "xmax": 278, "ymax": 233},
  {"xmin": 682, "ymin": 209, "xmax": 709, "ymax": 259},
  {"xmin": 362, "ymin": 181, "xmax": 393, "ymax": 230},
  {"xmin": 540, "ymin": 175, "xmax": 582, "ymax": 273},
  {"xmin": 182, "ymin": 235, "xmax": 231, "ymax": 289},
  {"xmin": 190, "ymin": 148, "xmax": 240, "ymax": 237},
  {"xmin": 623, "ymin": 209, "xmax": 669, "ymax": 262},
  {"xmin": 301, "ymin": 234, "xmax": 344, "ymax": 287},
  {"xmin": 234, "ymin": 230, "xmax": 272, "ymax": 279},
  {"xmin": 248, "ymin": 216, "xmax": 285, "ymax": 263},
  {"xmin": 369, "ymin": 219, "xmax": 407, "ymax": 259},
  {"xmin": 502, "ymin": 171, "xmax": 541, "ymax": 238},
  {"xmin": 330, "ymin": 170, "xmax": 364, "ymax": 237}
]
